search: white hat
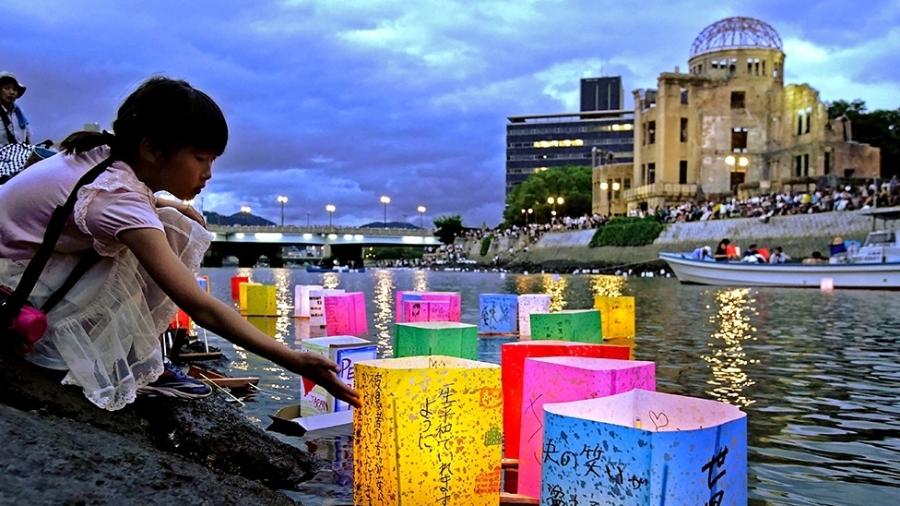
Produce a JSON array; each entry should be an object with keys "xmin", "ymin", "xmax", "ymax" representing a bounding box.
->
[{"xmin": 0, "ymin": 72, "xmax": 26, "ymax": 98}]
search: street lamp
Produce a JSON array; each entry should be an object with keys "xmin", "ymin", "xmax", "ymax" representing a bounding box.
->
[
  {"xmin": 380, "ymin": 195, "xmax": 391, "ymax": 225},
  {"xmin": 277, "ymin": 195, "xmax": 288, "ymax": 226},
  {"xmin": 417, "ymin": 205, "xmax": 426, "ymax": 228},
  {"xmin": 546, "ymin": 196, "xmax": 564, "ymax": 221},
  {"xmin": 240, "ymin": 205, "xmax": 252, "ymax": 214},
  {"xmin": 325, "ymin": 203, "xmax": 336, "ymax": 227}
]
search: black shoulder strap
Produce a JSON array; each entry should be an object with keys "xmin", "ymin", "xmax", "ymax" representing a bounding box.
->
[
  {"xmin": 8, "ymin": 157, "xmax": 115, "ymax": 312},
  {"xmin": 1, "ymin": 107, "xmax": 17, "ymax": 146}
]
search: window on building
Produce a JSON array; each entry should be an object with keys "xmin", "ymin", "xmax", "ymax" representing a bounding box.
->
[
  {"xmin": 761, "ymin": 60, "xmax": 766, "ymax": 76},
  {"xmin": 774, "ymin": 65, "xmax": 780, "ymax": 78},
  {"xmin": 711, "ymin": 59, "xmax": 720, "ymax": 69},
  {"xmin": 680, "ymin": 118, "xmax": 688, "ymax": 142},
  {"xmin": 728, "ymin": 58, "xmax": 737, "ymax": 75},
  {"xmin": 698, "ymin": 63, "xmax": 704, "ymax": 74},
  {"xmin": 824, "ymin": 150, "xmax": 831, "ymax": 174},
  {"xmin": 648, "ymin": 163, "xmax": 656, "ymax": 184},
  {"xmin": 642, "ymin": 123, "xmax": 647, "ymax": 145},
  {"xmin": 679, "ymin": 160, "xmax": 688, "ymax": 184},
  {"xmin": 648, "ymin": 121, "xmax": 656, "ymax": 144},
  {"xmin": 680, "ymin": 88, "xmax": 689, "ymax": 105},
  {"xmin": 624, "ymin": 178, "xmax": 631, "ymax": 189},
  {"xmin": 805, "ymin": 108, "xmax": 811, "ymax": 134},
  {"xmin": 731, "ymin": 91, "xmax": 745, "ymax": 109},
  {"xmin": 794, "ymin": 154, "xmax": 809, "ymax": 177},
  {"xmin": 803, "ymin": 153, "xmax": 810, "ymax": 176},
  {"xmin": 731, "ymin": 127, "xmax": 748, "ymax": 152}
]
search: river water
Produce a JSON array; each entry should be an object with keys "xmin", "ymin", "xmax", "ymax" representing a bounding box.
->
[{"xmin": 197, "ymin": 267, "xmax": 900, "ymax": 505}]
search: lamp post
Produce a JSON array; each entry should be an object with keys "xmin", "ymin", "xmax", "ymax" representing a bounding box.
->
[
  {"xmin": 325, "ymin": 203, "xmax": 336, "ymax": 228},
  {"xmin": 546, "ymin": 196, "xmax": 564, "ymax": 222},
  {"xmin": 277, "ymin": 195, "xmax": 288, "ymax": 227},
  {"xmin": 417, "ymin": 205, "xmax": 426, "ymax": 228},
  {"xmin": 380, "ymin": 195, "xmax": 391, "ymax": 225}
]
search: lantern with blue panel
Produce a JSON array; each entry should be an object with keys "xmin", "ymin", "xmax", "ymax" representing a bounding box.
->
[
  {"xmin": 541, "ymin": 390, "xmax": 747, "ymax": 505},
  {"xmin": 478, "ymin": 293, "xmax": 518, "ymax": 334}
]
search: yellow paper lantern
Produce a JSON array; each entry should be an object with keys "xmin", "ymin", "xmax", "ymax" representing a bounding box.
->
[
  {"xmin": 354, "ymin": 356, "xmax": 503, "ymax": 505},
  {"xmin": 243, "ymin": 283, "xmax": 277, "ymax": 316},
  {"xmin": 593, "ymin": 295, "xmax": 636, "ymax": 338}
]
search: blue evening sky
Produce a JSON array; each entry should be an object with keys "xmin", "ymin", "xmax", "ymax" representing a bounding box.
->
[{"xmin": 6, "ymin": 0, "xmax": 899, "ymax": 226}]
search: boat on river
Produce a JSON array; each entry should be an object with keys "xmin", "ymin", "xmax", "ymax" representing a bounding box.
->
[
  {"xmin": 305, "ymin": 264, "xmax": 366, "ymax": 273},
  {"xmin": 660, "ymin": 207, "xmax": 900, "ymax": 289}
]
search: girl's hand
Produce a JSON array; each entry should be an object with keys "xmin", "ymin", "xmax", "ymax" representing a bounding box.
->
[
  {"xmin": 156, "ymin": 198, "xmax": 206, "ymax": 228},
  {"xmin": 291, "ymin": 352, "xmax": 361, "ymax": 409}
]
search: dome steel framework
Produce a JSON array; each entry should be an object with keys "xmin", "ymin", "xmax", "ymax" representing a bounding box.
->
[{"xmin": 690, "ymin": 16, "xmax": 783, "ymax": 58}]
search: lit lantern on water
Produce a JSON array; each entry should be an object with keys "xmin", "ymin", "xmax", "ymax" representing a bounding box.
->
[
  {"xmin": 403, "ymin": 299, "xmax": 452, "ymax": 323},
  {"xmin": 518, "ymin": 356, "xmax": 656, "ymax": 498},
  {"xmin": 230, "ymin": 275, "xmax": 249, "ymax": 301},
  {"xmin": 293, "ymin": 284, "xmax": 324, "ymax": 318},
  {"xmin": 324, "ymin": 292, "xmax": 368, "ymax": 336},
  {"xmin": 354, "ymin": 356, "xmax": 503, "ymax": 505},
  {"xmin": 593, "ymin": 295, "xmax": 636, "ymax": 338},
  {"xmin": 540, "ymin": 390, "xmax": 747, "ymax": 505},
  {"xmin": 309, "ymin": 288, "xmax": 346, "ymax": 327},
  {"xmin": 242, "ymin": 283, "xmax": 277, "ymax": 316},
  {"xmin": 517, "ymin": 294, "xmax": 551, "ymax": 337},
  {"xmin": 300, "ymin": 335, "xmax": 376, "ymax": 414},
  {"xmin": 820, "ymin": 277, "xmax": 834, "ymax": 292},
  {"xmin": 395, "ymin": 291, "xmax": 462, "ymax": 322},
  {"xmin": 196, "ymin": 275, "xmax": 210, "ymax": 294},
  {"xmin": 500, "ymin": 340, "xmax": 632, "ymax": 460},
  {"xmin": 479, "ymin": 293, "xmax": 518, "ymax": 334},
  {"xmin": 394, "ymin": 322, "xmax": 478, "ymax": 359},
  {"xmin": 530, "ymin": 309, "xmax": 602, "ymax": 343}
]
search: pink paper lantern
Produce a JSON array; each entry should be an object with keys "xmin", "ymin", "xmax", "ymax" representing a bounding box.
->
[
  {"xmin": 403, "ymin": 299, "xmax": 451, "ymax": 322},
  {"xmin": 518, "ymin": 356, "xmax": 656, "ymax": 498},
  {"xmin": 324, "ymin": 292, "xmax": 368, "ymax": 336},
  {"xmin": 395, "ymin": 291, "xmax": 461, "ymax": 322}
]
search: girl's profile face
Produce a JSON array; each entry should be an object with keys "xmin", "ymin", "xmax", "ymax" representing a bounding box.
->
[{"xmin": 162, "ymin": 147, "xmax": 215, "ymax": 200}]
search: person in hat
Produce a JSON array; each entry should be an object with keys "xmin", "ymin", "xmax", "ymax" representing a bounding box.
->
[{"xmin": 0, "ymin": 72, "xmax": 31, "ymax": 146}]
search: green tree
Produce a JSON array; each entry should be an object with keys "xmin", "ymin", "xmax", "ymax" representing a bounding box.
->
[
  {"xmin": 504, "ymin": 165, "xmax": 593, "ymax": 224},
  {"xmin": 433, "ymin": 214, "xmax": 464, "ymax": 245},
  {"xmin": 827, "ymin": 99, "xmax": 900, "ymax": 178}
]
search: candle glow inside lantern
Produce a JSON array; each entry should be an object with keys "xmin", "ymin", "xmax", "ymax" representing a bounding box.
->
[
  {"xmin": 354, "ymin": 356, "xmax": 503, "ymax": 505},
  {"xmin": 593, "ymin": 295, "xmax": 636, "ymax": 338},
  {"xmin": 479, "ymin": 293, "xmax": 518, "ymax": 334},
  {"xmin": 309, "ymin": 288, "xmax": 346, "ymax": 327},
  {"xmin": 518, "ymin": 356, "xmax": 656, "ymax": 498},
  {"xmin": 324, "ymin": 292, "xmax": 368, "ymax": 336},
  {"xmin": 394, "ymin": 322, "xmax": 478, "ymax": 359},
  {"xmin": 530, "ymin": 309, "xmax": 602, "ymax": 343},
  {"xmin": 403, "ymin": 299, "xmax": 452, "ymax": 323},
  {"xmin": 517, "ymin": 294, "xmax": 551, "ymax": 337},
  {"xmin": 500, "ymin": 340, "xmax": 632, "ymax": 460},
  {"xmin": 294, "ymin": 284, "xmax": 324, "ymax": 318},
  {"xmin": 541, "ymin": 390, "xmax": 747, "ymax": 505},
  {"xmin": 230, "ymin": 275, "xmax": 249, "ymax": 301},
  {"xmin": 300, "ymin": 335, "xmax": 376, "ymax": 414}
]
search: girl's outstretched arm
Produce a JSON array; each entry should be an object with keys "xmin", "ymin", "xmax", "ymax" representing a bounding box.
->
[{"xmin": 118, "ymin": 228, "xmax": 361, "ymax": 408}]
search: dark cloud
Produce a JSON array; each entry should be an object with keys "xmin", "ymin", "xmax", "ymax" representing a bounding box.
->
[{"xmin": 5, "ymin": 0, "xmax": 899, "ymax": 226}]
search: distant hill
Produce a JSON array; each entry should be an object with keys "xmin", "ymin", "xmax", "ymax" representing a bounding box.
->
[
  {"xmin": 360, "ymin": 221, "xmax": 422, "ymax": 229},
  {"xmin": 204, "ymin": 211, "xmax": 275, "ymax": 226}
]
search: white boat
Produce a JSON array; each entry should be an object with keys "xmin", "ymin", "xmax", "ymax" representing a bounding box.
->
[{"xmin": 660, "ymin": 207, "xmax": 900, "ymax": 289}]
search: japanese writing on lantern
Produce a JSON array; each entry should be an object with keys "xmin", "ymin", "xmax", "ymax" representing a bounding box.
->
[
  {"xmin": 542, "ymin": 439, "xmax": 649, "ymax": 491},
  {"xmin": 546, "ymin": 484, "xmax": 604, "ymax": 506},
  {"xmin": 701, "ymin": 446, "xmax": 729, "ymax": 506},
  {"xmin": 417, "ymin": 382, "xmax": 458, "ymax": 505}
]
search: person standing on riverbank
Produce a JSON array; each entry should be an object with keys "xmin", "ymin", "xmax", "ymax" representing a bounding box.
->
[{"xmin": 0, "ymin": 72, "xmax": 31, "ymax": 146}]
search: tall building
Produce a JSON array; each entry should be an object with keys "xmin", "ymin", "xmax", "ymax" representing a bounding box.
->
[
  {"xmin": 580, "ymin": 76, "xmax": 623, "ymax": 111},
  {"xmin": 616, "ymin": 17, "xmax": 880, "ymax": 213}
]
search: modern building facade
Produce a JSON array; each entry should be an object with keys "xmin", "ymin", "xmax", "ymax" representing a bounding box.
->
[
  {"xmin": 614, "ymin": 17, "xmax": 880, "ymax": 214},
  {"xmin": 506, "ymin": 76, "xmax": 634, "ymax": 196}
]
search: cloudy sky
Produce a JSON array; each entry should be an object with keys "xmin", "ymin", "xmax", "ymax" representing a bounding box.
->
[{"xmin": 6, "ymin": 0, "xmax": 899, "ymax": 226}]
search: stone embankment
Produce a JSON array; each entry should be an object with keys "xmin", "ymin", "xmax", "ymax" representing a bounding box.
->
[
  {"xmin": 0, "ymin": 349, "xmax": 314, "ymax": 504},
  {"xmin": 465, "ymin": 210, "xmax": 877, "ymax": 271}
]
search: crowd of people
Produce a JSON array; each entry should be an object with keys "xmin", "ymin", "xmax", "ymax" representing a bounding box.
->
[{"xmin": 691, "ymin": 236, "xmax": 856, "ymax": 265}]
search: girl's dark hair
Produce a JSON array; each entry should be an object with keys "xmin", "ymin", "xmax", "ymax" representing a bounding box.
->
[{"xmin": 60, "ymin": 77, "xmax": 228, "ymax": 162}]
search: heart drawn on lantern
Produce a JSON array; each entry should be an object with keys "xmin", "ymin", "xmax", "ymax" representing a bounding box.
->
[{"xmin": 648, "ymin": 410, "xmax": 669, "ymax": 430}]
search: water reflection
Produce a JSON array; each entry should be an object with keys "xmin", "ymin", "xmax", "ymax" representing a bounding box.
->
[
  {"xmin": 703, "ymin": 288, "xmax": 759, "ymax": 407},
  {"xmin": 541, "ymin": 274, "xmax": 568, "ymax": 311},
  {"xmin": 589, "ymin": 275, "xmax": 626, "ymax": 297},
  {"xmin": 273, "ymin": 269, "xmax": 292, "ymax": 343},
  {"xmin": 321, "ymin": 272, "xmax": 340, "ymax": 289},
  {"xmin": 412, "ymin": 269, "xmax": 428, "ymax": 292},
  {"xmin": 372, "ymin": 269, "xmax": 395, "ymax": 357}
]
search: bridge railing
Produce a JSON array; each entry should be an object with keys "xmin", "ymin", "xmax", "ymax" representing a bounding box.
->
[{"xmin": 207, "ymin": 224, "xmax": 433, "ymax": 237}]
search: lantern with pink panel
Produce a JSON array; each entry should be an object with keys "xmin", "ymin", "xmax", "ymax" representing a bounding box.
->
[
  {"xmin": 324, "ymin": 292, "xmax": 368, "ymax": 336},
  {"xmin": 500, "ymin": 340, "xmax": 632, "ymax": 460},
  {"xmin": 517, "ymin": 294, "xmax": 551, "ymax": 337},
  {"xmin": 421, "ymin": 292, "xmax": 461, "ymax": 321},
  {"xmin": 309, "ymin": 288, "xmax": 345, "ymax": 327},
  {"xmin": 541, "ymin": 390, "xmax": 747, "ymax": 505},
  {"xmin": 517, "ymin": 356, "xmax": 656, "ymax": 498},
  {"xmin": 403, "ymin": 299, "xmax": 451, "ymax": 323}
]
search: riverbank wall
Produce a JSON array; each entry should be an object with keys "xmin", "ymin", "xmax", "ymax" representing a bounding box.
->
[{"xmin": 463, "ymin": 210, "xmax": 878, "ymax": 271}]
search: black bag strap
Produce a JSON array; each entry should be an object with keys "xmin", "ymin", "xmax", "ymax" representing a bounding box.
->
[
  {"xmin": 1, "ymin": 107, "xmax": 17, "ymax": 146},
  {"xmin": 40, "ymin": 252, "xmax": 101, "ymax": 313},
  {"xmin": 4, "ymin": 157, "xmax": 114, "ymax": 315}
]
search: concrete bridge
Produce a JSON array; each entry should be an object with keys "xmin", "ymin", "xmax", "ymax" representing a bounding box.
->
[{"xmin": 205, "ymin": 224, "xmax": 439, "ymax": 267}]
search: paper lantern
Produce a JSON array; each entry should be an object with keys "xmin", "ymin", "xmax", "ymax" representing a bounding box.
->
[
  {"xmin": 238, "ymin": 281, "xmax": 258, "ymax": 312},
  {"xmin": 324, "ymin": 292, "xmax": 368, "ymax": 336},
  {"xmin": 309, "ymin": 288, "xmax": 346, "ymax": 327},
  {"xmin": 230, "ymin": 275, "xmax": 249, "ymax": 301},
  {"xmin": 196, "ymin": 275, "xmax": 210, "ymax": 294},
  {"xmin": 518, "ymin": 356, "xmax": 656, "ymax": 498},
  {"xmin": 394, "ymin": 290, "xmax": 422, "ymax": 322},
  {"xmin": 294, "ymin": 318, "xmax": 327, "ymax": 340},
  {"xmin": 247, "ymin": 316, "xmax": 277, "ymax": 337},
  {"xmin": 294, "ymin": 284, "xmax": 324, "ymax": 318},
  {"xmin": 479, "ymin": 293, "xmax": 518, "ymax": 334},
  {"xmin": 300, "ymin": 335, "xmax": 377, "ymax": 414},
  {"xmin": 395, "ymin": 291, "xmax": 462, "ymax": 322},
  {"xmin": 517, "ymin": 294, "xmax": 551, "ymax": 337},
  {"xmin": 242, "ymin": 283, "xmax": 277, "ymax": 316},
  {"xmin": 394, "ymin": 322, "xmax": 478, "ymax": 359},
  {"xmin": 354, "ymin": 356, "xmax": 503, "ymax": 505},
  {"xmin": 594, "ymin": 295, "xmax": 636, "ymax": 338},
  {"xmin": 403, "ymin": 299, "xmax": 451, "ymax": 323},
  {"xmin": 168, "ymin": 309, "xmax": 191, "ymax": 331},
  {"xmin": 820, "ymin": 277, "xmax": 834, "ymax": 292},
  {"xmin": 530, "ymin": 309, "xmax": 602, "ymax": 343},
  {"xmin": 500, "ymin": 340, "xmax": 632, "ymax": 460},
  {"xmin": 541, "ymin": 390, "xmax": 747, "ymax": 505}
]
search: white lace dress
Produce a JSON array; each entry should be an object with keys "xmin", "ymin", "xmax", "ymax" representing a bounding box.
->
[{"xmin": 0, "ymin": 172, "xmax": 209, "ymax": 411}]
